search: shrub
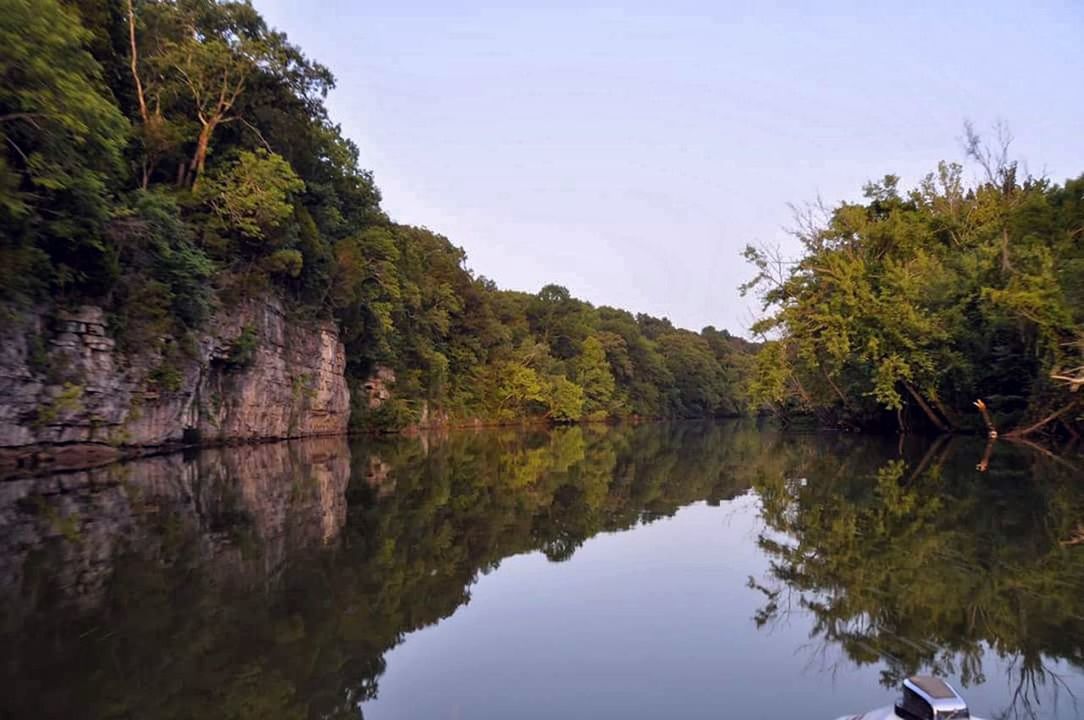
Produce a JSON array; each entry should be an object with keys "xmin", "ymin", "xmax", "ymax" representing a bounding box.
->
[{"xmin": 225, "ymin": 325, "xmax": 259, "ymax": 370}]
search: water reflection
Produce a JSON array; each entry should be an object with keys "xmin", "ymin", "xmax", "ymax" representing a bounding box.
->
[
  {"xmin": 0, "ymin": 424, "xmax": 1081, "ymax": 719},
  {"xmin": 750, "ymin": 435, "xmax": 1084, "ymax": 719}
]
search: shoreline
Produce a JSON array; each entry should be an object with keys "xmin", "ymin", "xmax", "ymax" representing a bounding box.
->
[{"xmin": 0, "ymin": 414, "xmax": 735, "ymax": 480}]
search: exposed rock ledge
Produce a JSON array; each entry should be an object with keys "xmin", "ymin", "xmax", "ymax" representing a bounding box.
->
[{"xmin": 0, "ymin": 297, "xmax": 350, "ymax": 475}]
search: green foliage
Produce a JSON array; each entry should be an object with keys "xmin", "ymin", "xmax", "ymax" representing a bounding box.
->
[
  {"xmin": 226, "ymin": 325, "xmax": 259, "ymax": 370},
  {"xmin": 354, "ymin": 395, "xmax": 417, "ymax": 433},
  {"xmin": 0, "ymin": 0, "xmax": 751, "ymax": 431},
  {"xmin": 657, "ymin": 332, "xmax": 727, "ymax": 417},
  {"xmin": 492, "ymin": 361, "xmax": 547, "ymax": 420},
  {"xmin": 199, "ymin": 150, "xmax": 304, "ymax": 242},
  {"xmin": 574, "ymin": 336, "xmax": 616, "ymax": 418},
  {"xmin": 744, "ymin": 340, "xmax": 790, "ymax": 409},
  {"xmin": 545, "ymin": 375, "xmax": 585, "ymax": 422},
  {"xmin": 25, "ymin": 328, "xmax": 49, "ymax": 376},
  {"xmin": 33, "ymin": 381, "xmax": 84, "ymax": 428},
  {"xmin": 744, "ymin": 149, "xmax": 1084, "ymax": 435},
  {"xmin": 148, "ymin": 362, "xmax": 184, "ymax": 392},
  {"xmin": 263, "ymin": 248, "xmax": 304, "ymax": 278},
  {"xmin": 0, "ymin": 0, "xmax": 128, "ymax": 299},
  {"xmin": 109, "ymin": 190, "xmax": 215, "ymax": 348}
]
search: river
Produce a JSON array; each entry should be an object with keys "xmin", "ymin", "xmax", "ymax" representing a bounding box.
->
[{"xmin": 1, "ymin": 422, "xmax": 1082, "ymax": 719}]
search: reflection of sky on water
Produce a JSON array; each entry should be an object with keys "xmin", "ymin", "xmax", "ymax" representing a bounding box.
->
[
  {"xmin": 4, "ymin": 425, "xmax": 1081, "ymax": 720},
  {"xmin": 368, "ymin": 496, "xmax": 1084, "ymax": 720}
]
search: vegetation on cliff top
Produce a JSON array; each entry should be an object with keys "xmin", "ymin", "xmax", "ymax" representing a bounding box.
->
[{"xmin": 0, "ymin": 0, "xmax": 751, "ymax": 429}]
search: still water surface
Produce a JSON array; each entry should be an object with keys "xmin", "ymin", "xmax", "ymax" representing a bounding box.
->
[{"xmin": 2, "ymin": 423, "xmax": 1083, "ymax": 719}]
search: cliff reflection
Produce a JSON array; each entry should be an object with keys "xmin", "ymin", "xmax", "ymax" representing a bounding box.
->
[
  {"xmin": 0, "ymin": 423, "xmax": 756, "ymax": 720},
  {"xmin": 750, "ymin": 437, "xmax": 1084, "ymax": 718},
  {"xmin": 1, "ymin": 438, "xmax": 350, "ymax": 612}
]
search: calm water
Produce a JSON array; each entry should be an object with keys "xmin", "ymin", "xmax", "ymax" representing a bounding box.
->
[{"xmin": 2, "ymin": 423, "xmax": 1083, "ymax": 720}]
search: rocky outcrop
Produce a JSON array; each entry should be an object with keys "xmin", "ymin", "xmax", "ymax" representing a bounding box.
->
[
  {"xmin": 0, "ymin": 297, "xmax": 349, "ymax": 472},
  {"xmin": 362, "ymin": 365, "xmax": 395, "ymax": 409}
]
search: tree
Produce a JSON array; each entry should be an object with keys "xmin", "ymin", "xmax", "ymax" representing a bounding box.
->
[
  {"xmin": 198, "ymin": 149, "xmax": 303, "ymax": 242},
  {"xmin": 657, "ymin": 333, "xmax": 725, "ymax": 417},
  {"xmin": 742, "ymin": 131, "xmax": 1083, "ymax": 437},
  {"xmin": 492, "ymin": 361, "xmax": 546, "ymax": 419},
  {"xmin": 136, "ymin": 0, "xmax": 320, "ymax": 186},
  {"xmin": 575, "ymin": 335, "xmax": 617, "ymax": 418},
  {"xmin": 545, "ymin": 376, "xmax": 585, "ymax": 422},
  {"xmin": 0, "ymin": 0, "xmax": 128, "ymax": 297}
]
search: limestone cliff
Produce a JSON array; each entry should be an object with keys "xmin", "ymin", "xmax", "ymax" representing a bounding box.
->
[{"xmin": 0, "ymin": 297, "xmax": 350, "ymax": 472}]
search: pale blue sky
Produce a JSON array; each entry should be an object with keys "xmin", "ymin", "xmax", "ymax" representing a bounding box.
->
[{"xmin": 254, "ymin": 0, "xmax": 1084, "ymax": 335}]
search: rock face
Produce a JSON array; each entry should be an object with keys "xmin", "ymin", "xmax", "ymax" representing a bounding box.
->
[
  {"xmin": 362, "ymin": 365, "xmax": 395, "ymax": 409},
  {"xmin": 0, "ymin": 297, "xmax": 350, "ymax": 469}
]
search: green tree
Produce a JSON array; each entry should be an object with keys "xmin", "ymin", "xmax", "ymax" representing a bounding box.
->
[
  {"xmin": 575, "ymin": 335, "xmax": 617, "ymax": 418},
  {"xmin": 199, "ymin": 149, "xmax": 303, "ymax": 242},
  {"xmin": 545, "ymin": 375, "xmax": 585, "ymax": 422},
  {"xmin": 743, "ymin": 134, "xmax": 1083, "ymax": 436},
  {"xmin": 0, "ymin": 0, "xmax": 128, "ymax": 297},
  {"xmin": 491, "ymin": 361, "xmax": 546, "ymax": 420},
  {"xmin": 137, "ymin": 0, "xmax": 310, "ymax": 186},
  {"xmin": 657, "ymin": 333, "xmax": 725, "ymax": 417}
]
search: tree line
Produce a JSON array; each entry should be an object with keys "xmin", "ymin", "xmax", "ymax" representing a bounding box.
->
[
  {"xmin": 743, "ymin": 124, "xmax": 1084, "ymax": 438},
  {"xmin": 0, "ymin": 0, "xmax": 751, "ymax": 430}
]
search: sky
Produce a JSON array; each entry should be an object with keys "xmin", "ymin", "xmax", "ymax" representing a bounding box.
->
[{"xmin": 253, "ymin": 0, "xmax": 1084, "ymax": 336}]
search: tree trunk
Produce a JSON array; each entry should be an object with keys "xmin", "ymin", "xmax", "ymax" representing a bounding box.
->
[
  {"xmin": 822, "ymin": 367, "xmax": 850, "ymax": 409},
  {"xmin": 126, "ymin": 0, "xmax": 152, "ymax": 188},
  {"xmin": 976, "ymin": 436, "xmax": 996, "ymax": 472},
  {"xmin": 930, "ymin": 395, "xmax": 960, "ymax": 429},
  {"xmin": 189, "ymin": 121, "xmax": 215, "ymax": 186},
  {"xmin": 972, "ymin": 399, "xmax": 998, "ymax": 437},
  {"xmin": 903, "ymin": 381, "xmax": 951, "ymax": 433},
  {"xmin": 1000, "ymin": 228, "xmax": 1013, "ymax": 272},
  {"xmin": 126, "ymin": 0, "xmax": 148, "ymax": 126},
  {"xmin": 1006, "ymin": 400, "xmax": 1079, "ymax": 438}
]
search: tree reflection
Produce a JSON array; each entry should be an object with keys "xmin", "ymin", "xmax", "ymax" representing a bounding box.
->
[
  {"xmin": 4, "ymin": 427, "xmax": 1081, "ymax": 719},
  {"xmin": 0, "ymin": 422, "xmax": 758, "ymax": 720},
  {"xmin": 750, "ymin": 436, "xmax": 1084, "ymax": 719}
]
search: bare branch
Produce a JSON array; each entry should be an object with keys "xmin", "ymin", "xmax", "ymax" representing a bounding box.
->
[
  {"xmin": 0, "ymin": 113, "xmax": 43, "ymax": 128},
  {"xmin": 1006, "ymin": 400, "xmax": 1080, "ymax": 438}
]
